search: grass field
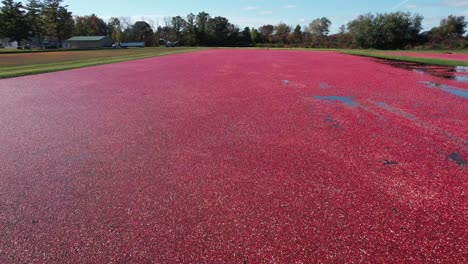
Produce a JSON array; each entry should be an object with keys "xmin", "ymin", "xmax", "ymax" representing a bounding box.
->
[{"xmin": 0, "ymin": 47, "xmax": 203, "ymax": 78}]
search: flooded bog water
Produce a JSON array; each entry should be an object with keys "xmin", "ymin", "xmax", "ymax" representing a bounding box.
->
[{"xmin": 377, "ymin": 60, "xmax": 468, "ymax": 83}]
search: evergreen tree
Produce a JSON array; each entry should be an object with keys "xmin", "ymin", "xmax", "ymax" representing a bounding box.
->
[
  {"xmin": 25, "ymin": 0, "xmax": 45, "ymax": 46},
  {"xmin": 293, "ymin": 25, "xmax": 303, "ymax": 43},
  {"xmin": 0, "ymin": 0, "xmax": 30, "ymax": 46},
  {"xmin": 42, "ymin": 0, "xmax": 73, "ymax": 46}
]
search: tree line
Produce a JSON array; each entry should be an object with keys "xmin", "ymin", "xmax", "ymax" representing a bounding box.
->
[{"xmin": 0, "ymin": 0, "xmax": 467, "ymax": 49}]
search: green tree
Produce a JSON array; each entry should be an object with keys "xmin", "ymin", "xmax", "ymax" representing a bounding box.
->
[
  {"xmin": 108, "ymin": 17, "xmax": 122, "ymax": 42},
  {"xmin": 25, "ymin": 0, "xmax": 45, "ymax": 46},
  {"xmin": 185, "ymin": 13, "xmax": 198, "ymax": 46},
  {"xmin": 132, "ymin": 21, "xmax": 154, "ymax": 46},
  {"xmin": 274, "ymin": 22, "xmax": 291, "ymax": 43},
  {"xmin": 348, "ymin": 12, "xmax": 422, "ymax": 49},
  {"xmin": 196, "ymin": 11, "xmax": 210, "ymax": 45},
  {"xmin": 347, "ymin": 14, "xmax": 375, "ymax": 48},
  {"xmin": 42, "ymin": 0, "xmax": 73, "ymax": 46},
  {"xmin": 171, "ymin": 15, "xmax": 186, "ymax": 41},
  {"xmin": 240, "ymin": 27, "xmax": 252, "ymax": 45},
  {"xmin": 433, "ymin": 15, "xmax": 467, "ymax": 38},
  {"xmin": 293, "ymin": 24, "xmax": 302, "ymax": 43},
  {"xmin": 0, "ymin": 0, "xmax": 30, "ymax": 46},
  {"xmin": 250, "ymin": 28, "xmax": 262, "ymax": 44},
  {"xmin": 373, "ymin": 12, "xmax": 423, "ymax": 49},
  {"xmin": 307, "ymin": 17, "xmax": 331, "ymax": 36},
  {"xmin": 207, "ymin": 16, "xmax": 231, "ymax": 46}
]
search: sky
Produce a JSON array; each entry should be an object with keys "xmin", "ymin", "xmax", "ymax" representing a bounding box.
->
[{"xmin": 66, "ymin": 0, "xmax": 468, "ymax": 33}]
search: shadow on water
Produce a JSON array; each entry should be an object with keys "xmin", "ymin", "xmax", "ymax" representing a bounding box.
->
[
  {"xmin": 377, "ymin": 60, "xmax": 468, "ymax": 83},
  {"xmin": 449, "ymin": 153, "xmax": 467, "ymax": 166}
]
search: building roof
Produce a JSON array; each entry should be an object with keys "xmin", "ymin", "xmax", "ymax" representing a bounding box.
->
[
  {"xmin": 120, "ymin": 42, "xmax": 145, "ymax": 47},
  {"xmin": 67, "ymin": 36, "xmax": 109, "ymax": 41}
]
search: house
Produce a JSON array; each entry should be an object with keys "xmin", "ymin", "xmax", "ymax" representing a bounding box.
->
[
  {"xmin": 66, "ymin": 36, "xmax": 113, "ymax": 49},
  {"xmin": 0, "ymin": 38, "xmax": 18, "ymax": 48},
  {"xmin": 1, "ymin": 37, "xmax": 47, "ymax": 49}
]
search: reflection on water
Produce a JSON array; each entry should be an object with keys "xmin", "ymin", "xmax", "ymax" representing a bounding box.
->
[
  {"xmin": 420, "ymin": 81, "xmax": 468, "ymax": 99},
  {"xmin": 377, "ymin": 60, "xmax": 468, "ymax": 83},
  {"xmin": 313, "ymin": 96, "xmax": 359, "ymax": 107}
]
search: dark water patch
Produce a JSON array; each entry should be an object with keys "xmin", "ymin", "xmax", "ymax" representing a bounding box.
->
[
  {"xmin": 320, "ymin": 82, "xmax": 332, "ymax": 89},
  {"xmin": 324, "ymin": 115, "xmax": 342, "ymax": 128},
  {"xmin": 373, "ymin": 102, "xmax": 417, "ymax": 120},
  {"xmin": 449, "ymin": 153, "xmax": 467, "ymax": 165},
  {"xmin": 377, "ymin": 60, "xmax": 468, "ymax": 83},
  {"xmin": 384, "ymin": 160, "xmax": 399, "ymax": 166},
  {"xmin": 314, "ymin": 96, "xmax": 359, "ymax": 108},
  {"xmin": 419, "ymin": 81, "xmax": 468, "ymax": 99}
]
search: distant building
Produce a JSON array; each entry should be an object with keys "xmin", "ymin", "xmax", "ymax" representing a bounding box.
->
[
  {"xmin": 66, "ymin": 36, "xmax": 113, "ymax": 49},
  {"xmin": 0, "ymin": 38, "xmax": 18, "ymax": 48},
  {"xmin": 119, "ymin": 42, "xmax": 145, "ymax": 48}
]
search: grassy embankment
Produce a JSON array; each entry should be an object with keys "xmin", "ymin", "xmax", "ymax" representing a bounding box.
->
[
  {"xmin": 0, "ymin": 47, "xmax": 204, "ymax": 79},
  {"xmin": 340, "ymin": 50, "xmax": 468, "ymax": 67}
]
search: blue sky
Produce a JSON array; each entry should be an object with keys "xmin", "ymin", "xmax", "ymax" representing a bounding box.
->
[{"xmin": 66, "ymin": 0, "xmax": 468, "ymax": 33}]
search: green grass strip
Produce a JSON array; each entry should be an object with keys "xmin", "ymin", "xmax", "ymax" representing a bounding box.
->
[
  {"xmin": 341, "ymin": 50, "xmax": 467, "ymax": 67},
  {"xmin": 0, "ymin": 48, "xmax": 204, "ymax": 79}
]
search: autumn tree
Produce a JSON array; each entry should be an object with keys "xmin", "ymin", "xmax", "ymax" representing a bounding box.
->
[
  {"xmin": 259, "ymin": 25, "xmax": 274, "ymax": 43},
  {"xmin": 73, "ymin": 14, "xmax": 108, "ymax": 36},
  {"xmin": 274, "ymin": 22, "xmax": 291, "ymax": 43}
]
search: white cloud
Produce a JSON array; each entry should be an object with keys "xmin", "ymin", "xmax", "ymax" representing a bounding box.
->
[
  {"xmin": 284, "ymin": 4, "xmax": 297, "ymax": 9},
  {"xmin": 259, "ymin": 11, "xmax": 273, "ymax": 15},
  {"xmin": 244, "ymin": 6, "xmax": 260, "ymax": 11},
  {"xmin": 405, "ymin": 4, "xmax": 418, "ymax": 9},
  {"xmin": 391, "ymin": 0, "xmax": 410, "ymax": 10},
  {"xmin": 443, "ymin": 0, "xmax": 468, "ymax": 7}
]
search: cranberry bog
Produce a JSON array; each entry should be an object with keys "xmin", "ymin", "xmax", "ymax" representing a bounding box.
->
[{"xmin": 0, "ymin": 49, "xmax": 466, "ymax": 263}]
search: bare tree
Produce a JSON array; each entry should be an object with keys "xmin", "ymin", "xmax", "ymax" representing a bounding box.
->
[{"xmin": 119, "ymin": 16, "xmax": 133, "ymax": 29}]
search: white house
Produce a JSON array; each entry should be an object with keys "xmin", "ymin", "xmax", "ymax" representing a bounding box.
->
[{"xmin": 0, "ymin": 38, "xmax": 18, "ymax": 48}]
